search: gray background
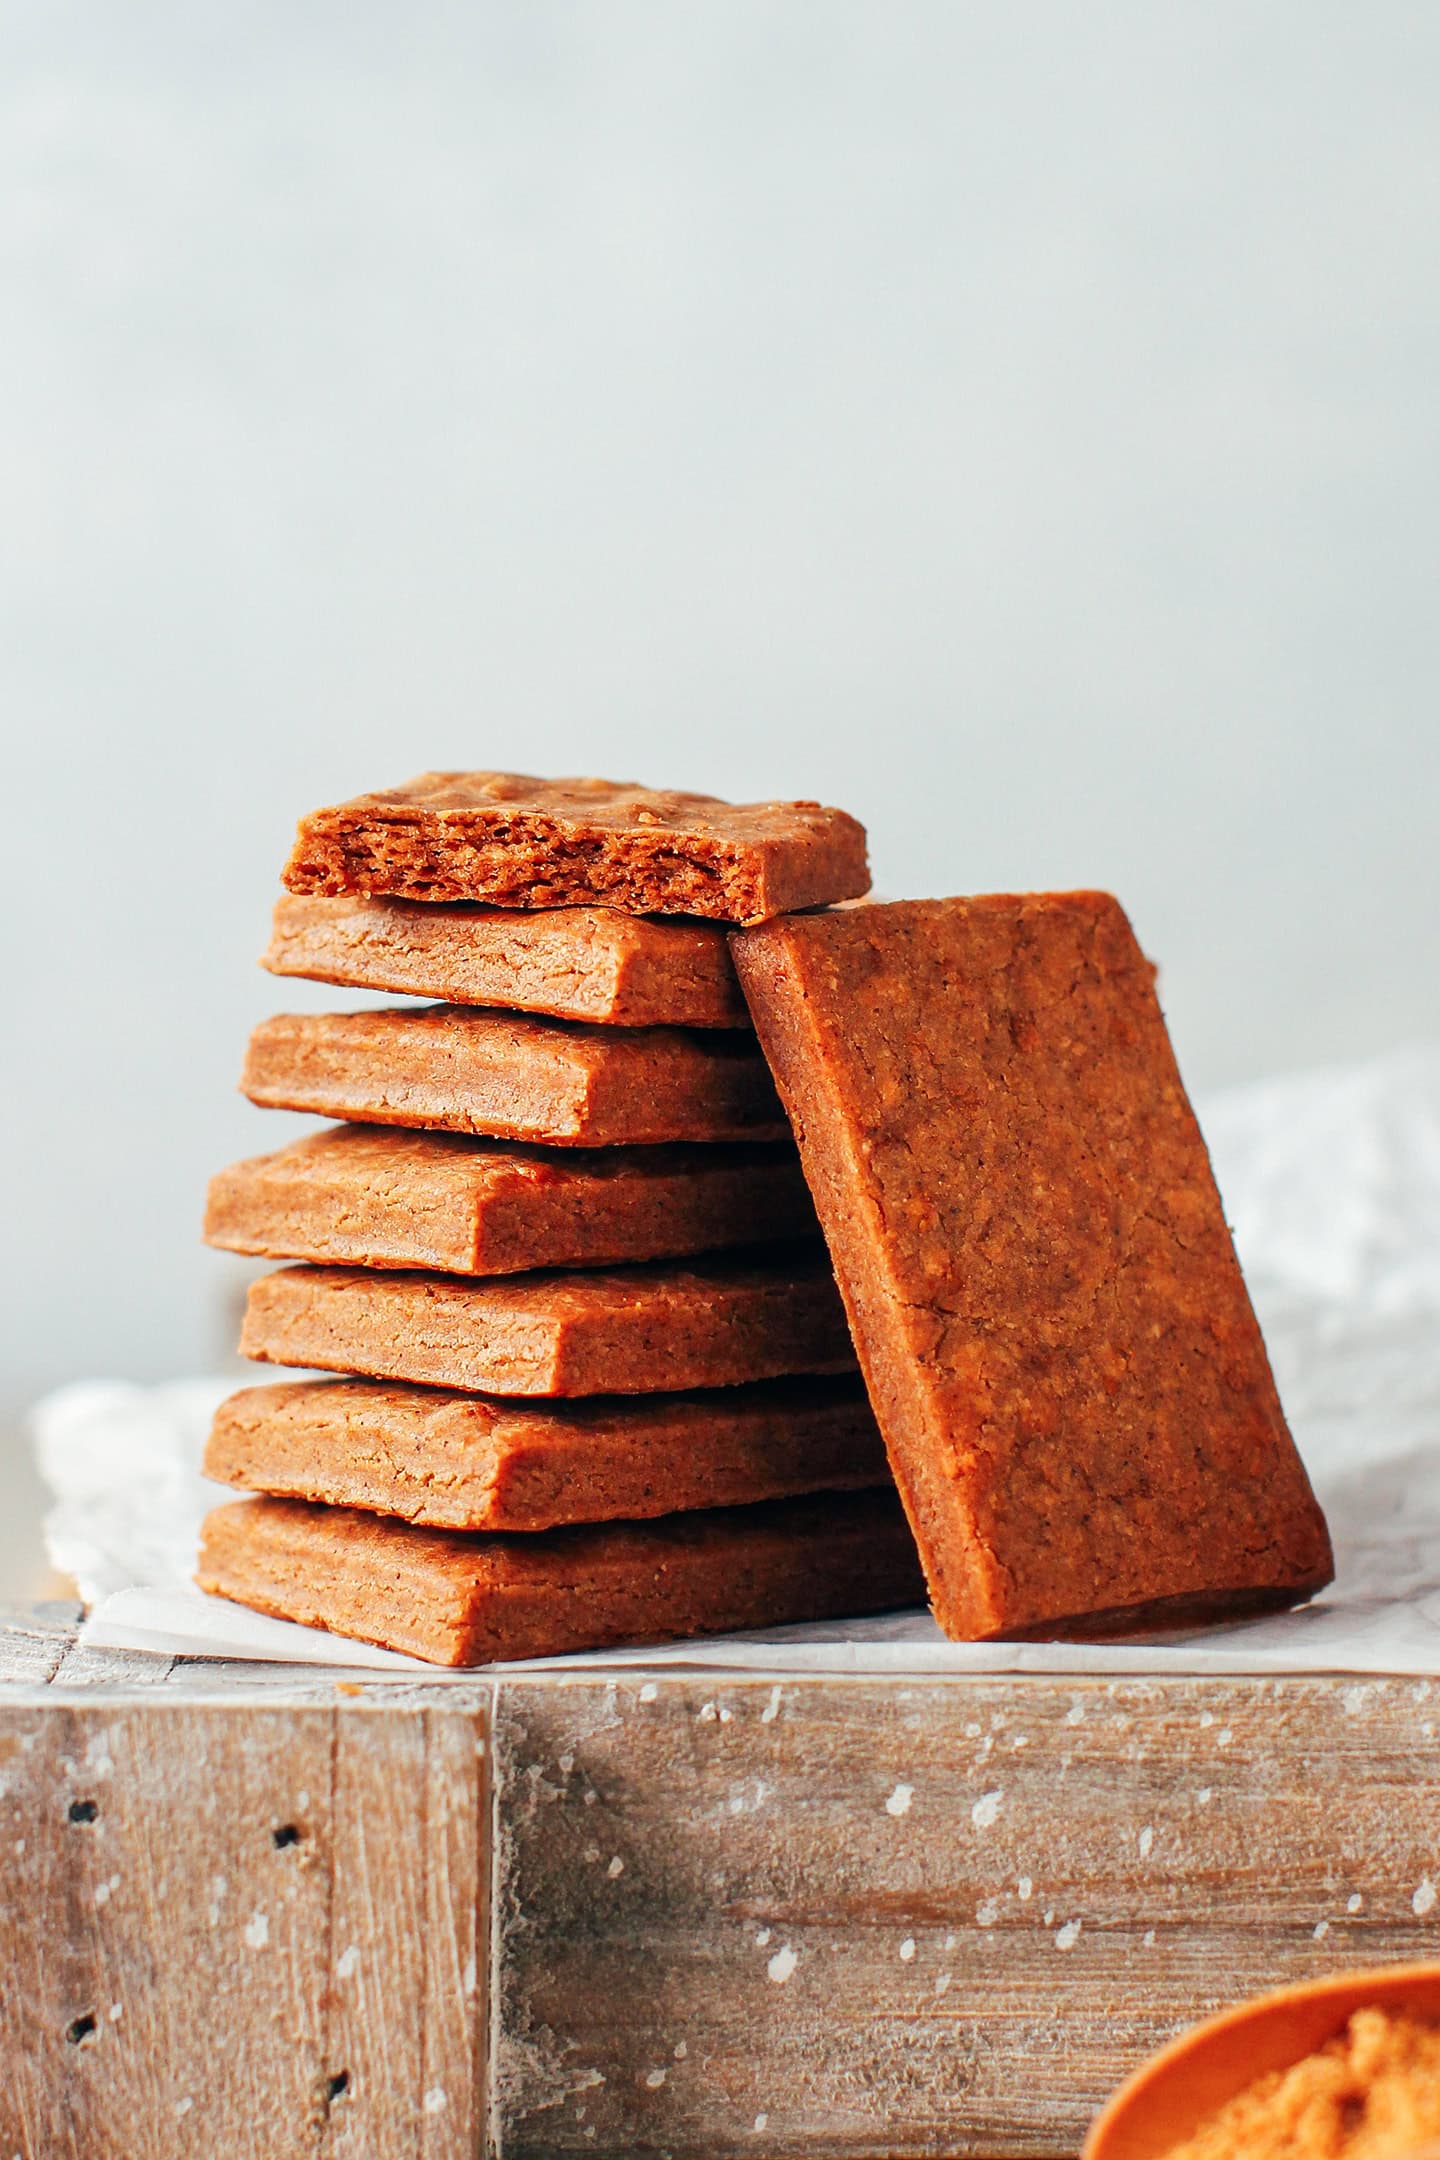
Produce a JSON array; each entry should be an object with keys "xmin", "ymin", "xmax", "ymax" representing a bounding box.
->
[{"xmin": 2, "ymin": 2, "xmax": 1437, "ymax": 1594}]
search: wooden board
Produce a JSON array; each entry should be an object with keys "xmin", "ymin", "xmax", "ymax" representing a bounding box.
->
[
  {"xmin": 0, "ymin": 1616, "xmax": 488, "ymax": 2160},
  {"xmin": 3, "ymin": 1613, "xmax": 1440, "ymax": 2157}
]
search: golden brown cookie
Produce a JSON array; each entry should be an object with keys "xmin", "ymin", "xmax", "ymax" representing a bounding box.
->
[{"xmin": 732, "ymin": 893, "xmax": 1333, "ymax": 1640}]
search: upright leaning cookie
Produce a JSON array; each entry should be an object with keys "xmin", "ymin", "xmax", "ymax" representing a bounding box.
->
[
  {"xmin": 731, "ymin": 892, "xmax": 1334, "ymax": 1640},
  {"xmin": 281, "ymin": 771, "xmax": 870, "ymax": 925}
]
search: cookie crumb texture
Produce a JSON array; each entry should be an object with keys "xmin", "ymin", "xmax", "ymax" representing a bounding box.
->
[
  {"xmin": 1159, "ymin": 2007, "xmax": 1440, "ymax": 2160},
  {"xmin": 196, "ymin": 1487, "xmax": 925, "ymax": 1665},
  {"xmin": 203, "ymin": 1373, "xmax": 888, "ymax": 1532},
  {"xmin": 238, "ymin": 1249, "xmax": 856, "ymax": 1397},
  {"xmin": 264, "ymin": 892, "xmax": 750, "ymax": 1027},
  {"xmin": 281, "ymin": 771, "xmax": 870, "ymax": 925},
  {"xmin": 731, "ymin": 893, "xmax": 1333, "ymax": 1639},
  {"xmin": 241, "ymin": 1004, "xmax": 786, "ymax": 1147},
  {"xmin": 205, "ymin": 1125, "xmax": 816, "ymax": 1275}
]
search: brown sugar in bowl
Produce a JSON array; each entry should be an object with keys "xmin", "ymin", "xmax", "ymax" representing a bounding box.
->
[{"xmin": 1084, "ymin": 1963, "xmax": 1440, "ymax": 2160}]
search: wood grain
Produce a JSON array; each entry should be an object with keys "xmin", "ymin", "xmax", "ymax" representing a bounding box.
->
[
  {"xmin": 3, "ymin": 1634, "xmax": 1439, "ymax": 2157},
  {"xmin": 0, "ymin": 1657, "xmax": 488, "ymax": 2160},
  {"xmin": 493, "ymin": 1671, "xmax": 1440, "ymax": 2158}
]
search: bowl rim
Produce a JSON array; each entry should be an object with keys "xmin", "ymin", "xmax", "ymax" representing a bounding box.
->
[{"xmin": 1082, "ymin": 1959, "xmax": 1440, "ymax": 2160}]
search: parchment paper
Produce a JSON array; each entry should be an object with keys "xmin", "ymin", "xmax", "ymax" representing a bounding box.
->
[{"xmin": 34, "ymin": 1046, "xmax": 1440, "ymax": 1679}]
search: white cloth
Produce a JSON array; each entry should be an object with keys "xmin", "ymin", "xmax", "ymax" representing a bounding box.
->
[{"xmin": 34, "ymin": 1045, "xmax": 1440, "ymax": 1678}]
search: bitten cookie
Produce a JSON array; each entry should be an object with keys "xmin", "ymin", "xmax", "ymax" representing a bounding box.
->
[{"xmin": 281, "ymin": 771, "xmax": 869, "ymax": 925}]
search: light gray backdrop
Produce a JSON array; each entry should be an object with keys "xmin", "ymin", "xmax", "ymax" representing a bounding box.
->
[{"xmin": 2, "ymin": 2, "xmax": 1437, "ymax": 1592}]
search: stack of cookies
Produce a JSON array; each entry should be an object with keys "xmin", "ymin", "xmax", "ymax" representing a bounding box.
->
[
  {"xmin": 198, "ymin": 774, "xmax": 925, "ymax": 1664},
  {"xmin": 199, "ymin": 769, "xmax": 1336, "ymax": 1664}
]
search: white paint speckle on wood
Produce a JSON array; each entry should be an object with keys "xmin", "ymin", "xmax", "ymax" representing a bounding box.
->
[
  {"xmin": 423, "ymin": 2087, "xmax": 447, "ymax": 2115},
  {"xmin": 885, "ymin": 1783, "xmax": 913, "ymax": 1817},
  {"xmin": 1348, "ymin": 1894, "xmax": 1364, "ymax": 1913},
  {"xmin": 606, "ymin": 1855, "xmax": 625, "ymax": 1879},
  {"xmin": 971, "ymin": 1789, "xmax": 1002, "ymax": 1829},
  {"xmin": 698, "ymin": 1702, "xmax": 717, "ymax": 1723},
  {"xmin": 336, "ymin": 1944, "xmax": 360, "ymax": 1980},
  {"xmin": 761, "ymin": 1685, "xmax": 783, "ymax": 1723},
  {"xmin": 1314, "ymin": 1920, "xmax": 1330, "ymax": 1940},
  {"xmin": 645, "ymin": 2068, "xmax": 666, "ymax": 2089},
  {"xmin": 899, "ymin": 1938, "xmax": 915, "ymax": 1961},
  {"xmin": 1016, "ymin": 1878, "xmax": 1032, "ymax": 1902},
  {"xmin": 767, "ymin": 1944, "xmax": 798, "ymax": 1984},
  {"xmin": 1138, "ymin": 1826, "xmax": 1155, "ymax": 1860},
  {"xmin": 24, "ymin": 1632, "xmax": 1440, "ymax": 2159},
  {"xmin": 639, "ymin": 1683, "xmax": 657, "ymax": 1703},
  {"xmin": 1055, "ymin": 1920, "xmax": 1082, "ymax": 1951},
  {"xmin": 673, "ymin": 2040, "xmax": 687, "ymax": 2059},
  {"xmin": 1414, "ymin": 1877, "xmax": 1437, "ymax": 1917},
  {"xmin": 1196, "ymin": 1787, "xmax": 1213, "ymax": 1805},
  {"xmin": 754, "ymin": 2114, "xmax": 768, "ymax": 2134},
  {"xmin": 755, "ymin": 1927, "xmax": 771, "ymax": 1947},
  {"xmin": 935, "ymin": 1971, "xmax": 952, "ymax": 1995},
  {"xmin": 243, "ymin": 1910, "xmax": 269, "ymax": 1950},
  {"xmin": 976, "ymin": 1899, "xmax": 999, "ymax": 1928}
]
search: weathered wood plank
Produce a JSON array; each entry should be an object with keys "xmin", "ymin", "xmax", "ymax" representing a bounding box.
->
[
  {"xmin": 0, "ymin": 1692, "xmax": 489, "ymax": 2160},
  {"xmin": 0, "ymin": 1607, "xmax": 84, "ymax": 1687},
  {"xmin": 491, "ymin": 1672, "xmax": 1440, "ymax": 2159},
  {"xmin": 1, "ymin": 1700, "xmax": 339, "ymax": 2158},
  {"xmin": 322, "ymin": 1704, "xmax": 489, "ymax": 2158},
  {"xmin": 7, "ymin": 1638, "xmax": 1440, "ymax": 2160},
  {"xmin": 326, "ymin": 1705, "xmax": 431, "ymax": 2156},
  {"xmin": 48, "ymin": 1639, "xmax": 177, "ymax": 1688},
  {"xmin": 420, "ymin": 1706, "xmax": 489, "ymax": 2159}
]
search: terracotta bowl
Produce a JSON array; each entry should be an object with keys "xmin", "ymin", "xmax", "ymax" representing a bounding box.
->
[{"xmin": 1083, "ymin": 1962, "xmax": 1440, "ymax": 2160}]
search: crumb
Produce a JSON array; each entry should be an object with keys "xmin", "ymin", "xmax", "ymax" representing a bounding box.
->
[{"xmin": 1161, "ymin": 2007, "xmax": 1440, "ymax": 2160}]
